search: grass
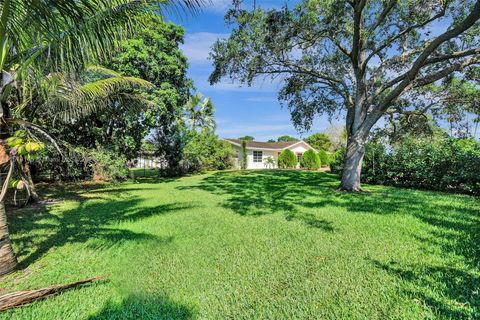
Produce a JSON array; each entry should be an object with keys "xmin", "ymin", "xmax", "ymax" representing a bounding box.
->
[{"xmin": 0, "ymin": 170, "xmax": 478, "ymax": 319}]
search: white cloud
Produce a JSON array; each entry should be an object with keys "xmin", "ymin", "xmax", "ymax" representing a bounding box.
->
[{"xmin": 181, "ymin": 32, "xmax": 228, "ymax": 64}]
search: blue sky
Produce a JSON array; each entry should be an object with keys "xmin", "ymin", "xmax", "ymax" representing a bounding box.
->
[
  {"xmin": 168, "ymin": 0, "xmax": 335, "ymax": 141},
  {"xmin": 168, "ymin": 1, "xmax": 479, "ymax": 140}
]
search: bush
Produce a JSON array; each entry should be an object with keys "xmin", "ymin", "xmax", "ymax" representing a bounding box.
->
[
  {"xmin": 317, "ymin": 149, "xmax": 331, "ymax": 167},
  {"xmin": 31, "ymin": 145, "xmax": 128, "ymax": 182},
  {"xmin": 332, "ymin": 137, "xmax": 480, "ymax": 195},
  {"xmin": 300, "ymin": 149, "xmax": 321, "ymax": 170},
  {"xmin": 181, "ymin": 131, "xmax": 235, "ymax": 173},
  {"xmin": 278, "ymin": 149, "xmax": 297, "ymax": 168},
  {"xmin": 89, "ymin": 148, "xmax": 128, "ymax": 181},
  {"xmin": 329, "ymin": 148, "xmax": 345, "ymax": 174}
]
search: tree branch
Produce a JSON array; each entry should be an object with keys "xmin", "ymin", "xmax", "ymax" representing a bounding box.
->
[
  {"xmin": 361, "ymin": 0, "xmax": 480, "ymax": 137},
  {"xmin": 367, "ymin": 0, "xmax": 397, "ymax": 33},
  {"xmin": 364, "ymin": 5, "xmax": 447, "ymax": 66},
  {"xmin": 414, "ymin": 55, "xmax": 480, "ymax": 87},
  {"xmin": 424, "ymin": 48, "xmax": 480, "ymax": 65}
]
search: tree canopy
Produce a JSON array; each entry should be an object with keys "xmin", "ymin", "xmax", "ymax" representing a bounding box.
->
[
  {"xmin": 305, "ymin": 133, "xmax": 331, "ymax": 151},
  {"xmin": 209, "ymin": 0, "xmax": 480, "ymax": 191},
  {"xmin": 238, "ymin": 135, "xmax": 255, "ymax": 141},
  {"xmin": 277, "ymin": 135, "xmax": 298, "ymax": 142}
]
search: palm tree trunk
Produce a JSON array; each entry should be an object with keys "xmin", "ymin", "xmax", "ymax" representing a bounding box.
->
[
  {"xmin": 0, "ymin": 200, "xmax": 17, "ymax": 276},
  {"xmin": 23, "ymin": 161, "xmax": 38, "ymax": 203}
]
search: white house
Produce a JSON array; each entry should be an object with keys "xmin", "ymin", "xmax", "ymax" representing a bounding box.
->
[{"xmin": 224, "ymin": 139, "xmax": 317, "ymax": 169}]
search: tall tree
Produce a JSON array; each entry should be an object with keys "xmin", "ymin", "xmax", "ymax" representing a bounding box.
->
[
  {"xmin": 277, "ymin": 135, "xmax": 298, "ymax": 142},
  {"xmin": 184, "ymin": 93, "xmax": 216, "ymax": 131},
  {"xmin": 209, "ymin": 0, "xmax": 480, "ymax": 191},
  {"xmin": 0, "ymin": 0, "xmax": 202, "ymax": 276},
  {"xmin": 110, "ymin": 15, "xmax": 193, "ymax": 173},
  {"xmin": 238, "ymin": 135, "xmax": 254, "ymax": 141},
  {"xmin": 305, "ymin": 133, "xmax": 331, "ymax": 151}
]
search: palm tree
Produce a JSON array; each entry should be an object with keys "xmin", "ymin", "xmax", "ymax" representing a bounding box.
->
[
  {"xmin": 184, "ymin": 93, "xmax": 216, "ymax": 131},
  {"xmin": 0, "ymin": 0, "xmax": 204, "ymax": 276},
  {"xmin": 16, "ymin": 66, "xmax": 155, "ymax": 202}
]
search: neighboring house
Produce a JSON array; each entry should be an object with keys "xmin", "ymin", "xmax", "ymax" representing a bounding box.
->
[
  {"xmin": 224, "ymin": 138, "xmax": 317, "ymax": 169},
  {"xmin": 135, "ymin": 151, "xmax": 167, "ymax": 169}
]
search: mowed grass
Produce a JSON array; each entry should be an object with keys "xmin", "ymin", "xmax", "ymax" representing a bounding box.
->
[{"xmin": 0, "ymin": 170, "xmax": 478, "ymax": 319}]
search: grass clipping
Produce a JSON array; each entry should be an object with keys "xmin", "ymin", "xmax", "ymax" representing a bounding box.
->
[{"xmin": 0, "ymin": 276, "xmax": 104, "ymax": 311}]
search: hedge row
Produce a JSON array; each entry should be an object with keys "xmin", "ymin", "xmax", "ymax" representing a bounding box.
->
[{"xmin": 331, "ymin": 137, "xmax": 480, "ymax": 195}]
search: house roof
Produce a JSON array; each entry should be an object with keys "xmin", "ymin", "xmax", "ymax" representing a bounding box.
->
[{"xmin": 224, "ymin": 139, "xmax": 316, "ymax": 151}]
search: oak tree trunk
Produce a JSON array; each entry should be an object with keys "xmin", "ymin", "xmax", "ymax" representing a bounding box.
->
[
  {"xmin": 0, "ymin": 201, "xmax": 17, "ymax": 276},
  {"xmin": 339, "ymin": 137, "xmax": 366, "ymax": 192}
]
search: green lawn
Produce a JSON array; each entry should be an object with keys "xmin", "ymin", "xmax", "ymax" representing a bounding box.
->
[{"xmin": 0, "ymin": 170, "xmax": 478, "ymax": 319}]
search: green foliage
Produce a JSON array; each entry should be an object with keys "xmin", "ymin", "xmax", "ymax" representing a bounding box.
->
[
  {"xmin": 238, "ymin": 136, "xmax": 254, "ymax": 141},
  {"xmin": 185, "ymin": 93, "xmax": 215, "ymax": 131},
  {"xmin": 181, "ymin": 131, "xmax": 234, "ymax": 173},
  {"xmin": 329, "ymin": 148, "xmax": 345, "ymax": 173},
  {"xmin": 278, "ymin": 149, "xmax": 297, "ymax": 169},
  {"xmin": 140, "ymin": 140, "xmax": 156, "ymax": 153},
  {"xmin": 300, "ymin": 149, "xmax": 321, "ymax": 170},
  {"xmin": 42, "ymin": 68, "xmax": 154, "ymax": 123},
  {"xmin": 6, "ymin": 130, "xmax": 45, "ymax": 161},
  {"xmin": 332, "ymin": 137, "xmax": 480, "ymax": 195},
  {"xmin": 241, "ymin": 140, "xmax": 247, "ymax": 170},
  {"xmin": 89, "ymin": 148, "xmax": 128, "ymax": 181},
  {"xmin": 317, "ymin": 149, "xmax": 331, "ymax": 167},
  {"xmin": 264, "ymin": 156, "xmax": 275, "ymax": 168},
  {"xmin": 305, "ymin": 133, "xmax": 331, "ymax": 151},
  {"xmin": 39, "ymin": 16, "xmax": 192, "ymax": 175},
  {"xmin": 108, "ymin": 16, "xmax": 192, "ymax": 169},
  {"xmin": 277, "ymin": 135, "xmax": 298, "ymax": 142}
]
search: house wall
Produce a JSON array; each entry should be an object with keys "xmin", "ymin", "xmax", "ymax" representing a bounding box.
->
[
  {"xmin": 246, "ymin": 149, "xmax": 278, "ymax": 169},
  {"xmin": 231, "ymin": 146, "xmax": 279, "ymax": 169},
  {"xmin": 228, "ymin": 141, "xmax": 315, "ymax": 170}
]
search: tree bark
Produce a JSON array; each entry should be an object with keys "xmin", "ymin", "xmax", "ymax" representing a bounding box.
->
[
  {"xmin": 0, "ymin": 200, "xmax": 17, "ymax": 276},
  {"xmin": 339, "ymin": 136, "xmax": 366, "ymax": 192},
  {"xmin": 23, "ymin": 161, "xmax": 38, "ymax": 203}
]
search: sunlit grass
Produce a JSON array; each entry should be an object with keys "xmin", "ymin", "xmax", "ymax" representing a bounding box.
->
[{"xmin": 0, "ymin": 170, "xmax": 478, "ymax": 319}]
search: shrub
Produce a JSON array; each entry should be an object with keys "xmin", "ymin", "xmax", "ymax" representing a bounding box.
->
[
  {"xmin": 329, "ymin": 147, "xmax": 345, "ymax": 174},
  {"xmin": 89, "ymin": 148, "xmax": 128, "ymax": 181},
  {"xmin": 278, "ymin": 149, "xmax": 297, "ymax": 168},
  {"xmin": 31, "ymin": 146, "xmax": 128, "ymax": 182},
  {"xmin": 300, "ymin": 149, "xmax": 321, "ymax": 170},
  {"xmin": 332, "ymin": 137, "xmax": 480, "ymax": 195},
  {"xmin": 264, "ymin": 156, "xmax": 275, "ymax": 168},
  {"xmin": 182, "ymin": 131, "xmax": 235, "ymax": 173},
  {"xmin": 317, "ymin": 149, "xmax": 331, "ymax": 167}
]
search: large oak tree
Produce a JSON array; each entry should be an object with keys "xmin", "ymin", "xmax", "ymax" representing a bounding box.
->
[{"xmin": 209, "ymin": 0, "xmax": 480, "ymax": 191}]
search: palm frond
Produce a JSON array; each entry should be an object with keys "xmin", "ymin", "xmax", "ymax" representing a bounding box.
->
[
  {"xmin": 85, "ymin": 65, "xmax": 122, "ymax": 77},
  {"xmin": 4, "ymin": 0, "xmax": 206, "ymax": 74},
  {"xmin": 46, "ymin": 74, "xmax": 154, "ymax": 122}
]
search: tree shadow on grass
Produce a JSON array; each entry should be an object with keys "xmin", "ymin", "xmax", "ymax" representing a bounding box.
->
[
  {"xmin": 89, "ymin": 293, "xmax": 194, "ymax": 320},
  {"xmin": 370, "ymin": 259, "xmax": 479, "ymax": 318},
  {"xmin": 177, "ymin": 170, "xmax": 340, "ymax": 231},
  {"xmin": 181, "ymin": 170, "xmax": 479, "ymax": 318},
  {"xmin": 8, "ymin": 186, "xmax": 196, "ymax": 269}
]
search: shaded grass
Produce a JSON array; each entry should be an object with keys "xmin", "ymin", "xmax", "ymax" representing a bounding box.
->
[{"xmin": 0, "ymin": 170, "xmax": 478, "ymax": 319}]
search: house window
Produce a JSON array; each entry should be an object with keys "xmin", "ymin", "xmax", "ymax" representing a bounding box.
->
[{"xmin": 253, "ymin": 151, "xmax": 263, "ymax": 162}]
